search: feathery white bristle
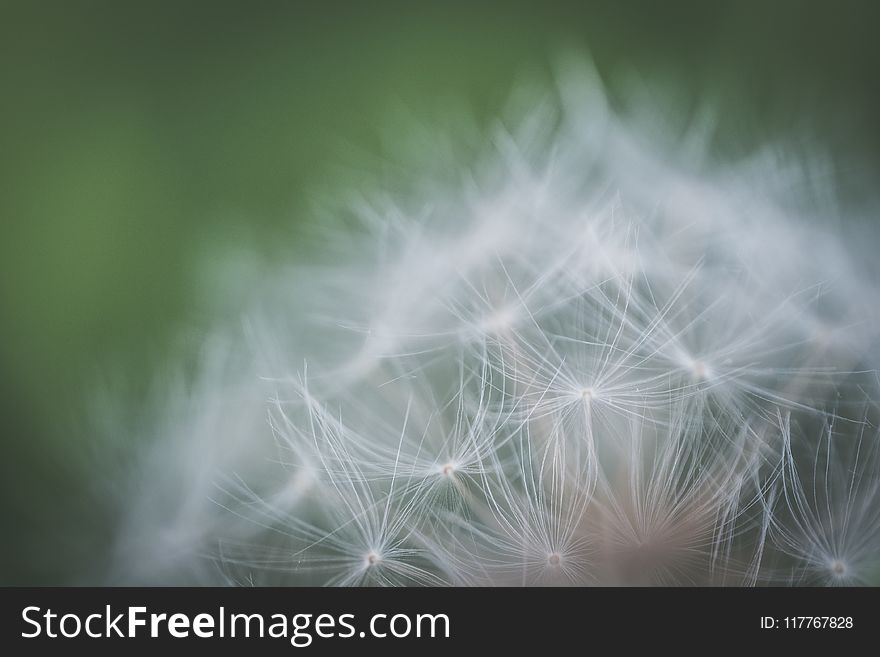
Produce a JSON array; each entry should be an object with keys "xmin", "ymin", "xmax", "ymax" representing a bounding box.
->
[{"xmin": 106, "ymin": 56, "xmax": 880, "ymax": 586}]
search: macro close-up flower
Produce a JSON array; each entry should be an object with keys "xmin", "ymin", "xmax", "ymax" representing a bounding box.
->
[
  {"xmin": 99, "ymin": 57, "xmax": 880, "ymax": 588},
  {"xmin": 2, "ymin": 3, "xmax": 879, "ymax": 599}
]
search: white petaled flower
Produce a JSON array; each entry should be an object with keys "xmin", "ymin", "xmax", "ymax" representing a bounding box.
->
[{"xmin": 106, "ymin": 56, "xmax": 880, "ymax": 586}]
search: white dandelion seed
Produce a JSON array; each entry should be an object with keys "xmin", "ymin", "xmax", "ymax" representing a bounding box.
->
[
  {"xmin": 761, "ymin": 408, "xmax": 880, "ymax": 586},
  {"xmin": 103, "ymin": 54, "xmax": 880, "ymax": 587}
]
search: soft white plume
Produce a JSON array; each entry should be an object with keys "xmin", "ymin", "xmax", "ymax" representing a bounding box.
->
[{"xmin": 105, "ymin": 56, "xmax": 880, "ymax": 586}]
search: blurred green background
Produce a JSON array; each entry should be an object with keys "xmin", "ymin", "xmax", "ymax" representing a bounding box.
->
[{"xmin": 1, "ymin": 0, "xmax": 878, "ymax": 584}]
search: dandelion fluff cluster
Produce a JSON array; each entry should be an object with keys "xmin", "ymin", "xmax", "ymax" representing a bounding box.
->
[{"xmin": 110, "ymin": 58, "xmax": 880, "ymax": 586}]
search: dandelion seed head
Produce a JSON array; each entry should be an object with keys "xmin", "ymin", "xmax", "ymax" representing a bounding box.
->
[{"xmin": 101, "ymin": 53, "xmax": 880, "ymax": 588}]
